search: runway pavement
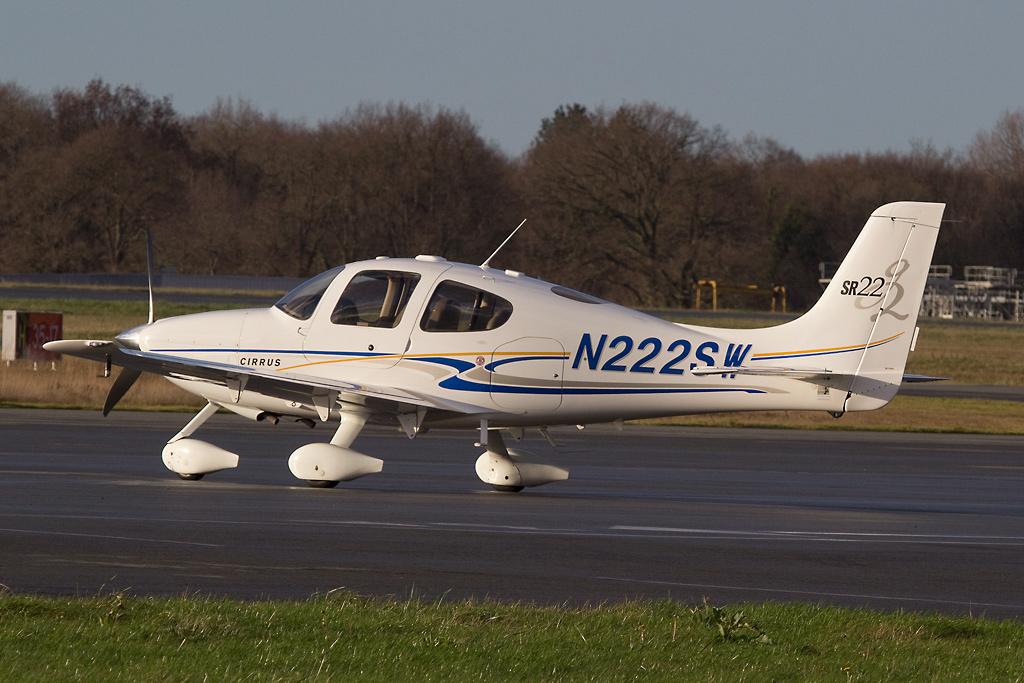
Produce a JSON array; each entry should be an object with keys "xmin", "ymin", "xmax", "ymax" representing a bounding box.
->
[{"xmin": 1, "ymin": 408, "xmax": 1023, "ymax": 618}]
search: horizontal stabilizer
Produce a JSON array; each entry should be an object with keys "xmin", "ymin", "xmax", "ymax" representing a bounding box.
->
[
  {"xmin": 694, "ymin": 365, "xmax": 946, "ymax": 388},
  {"xmin": 901, "ymin": 374, "xmax": 948, "ymax": 383},
  {"xmin": 691, "ymin": 366, "xmax": 838, "ymax": 381}
]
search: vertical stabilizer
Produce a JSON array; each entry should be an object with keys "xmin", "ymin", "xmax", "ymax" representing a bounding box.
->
[
  {"xmin": 842, "ymin": 203, "xmax": 943, "ymax": 409},
  {"xmin": 762, "ymin": 202, "xmax": 944, "ymax": 410}
]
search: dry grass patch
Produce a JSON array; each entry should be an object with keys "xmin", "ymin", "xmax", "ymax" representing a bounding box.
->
[
  {"xmin": 905, "ymin": 323, "xmax": 1024, "ymax": 385},
  {"xmin": 1, "ymin": 296, "xmax": 238, "ymax": 410},
  {"xmin": 0, "ymin": 357, "xmax": 203, "ymax": 410}
]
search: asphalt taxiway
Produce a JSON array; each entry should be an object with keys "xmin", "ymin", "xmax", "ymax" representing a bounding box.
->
[{"xmin": 2, "ymin": 408, "xmax": 1023, "ymax": 618}]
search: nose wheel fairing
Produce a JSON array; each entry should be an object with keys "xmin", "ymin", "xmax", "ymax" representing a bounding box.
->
[{"xmin": 162, "ymin": 438, "xmax": 240, "ymax": 478}]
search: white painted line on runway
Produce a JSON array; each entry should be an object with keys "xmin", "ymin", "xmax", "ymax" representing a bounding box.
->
[
  {"xmin": 341, "ymin": 520, "xmax": 431, "ymax": 529},
  {"xmin": 967, "ymin": 465, "xmax": 1024, "ymax": 471},
  {"xmin": 0, "ymin": 527, "xmax": 220, "ymax": 547},
  {"xmin": 292, "ymin": 520, "xmax": 1024, "ymax": 546},
  {"xmin": 6, "ymin": 511, "xmax": 1022, "ymax": 548},
  {"xmin": 435, "ymin": 522, "xmax": 542, "ymax": 531},
  {"xmin": 612, "ymin": 525, "xmax": 1024, "ymax": 544}
]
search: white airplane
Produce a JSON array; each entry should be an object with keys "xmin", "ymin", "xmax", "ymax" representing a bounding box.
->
[{"xmin": 45, "ymin": 201, "xmax": 944, "ymax": 491}]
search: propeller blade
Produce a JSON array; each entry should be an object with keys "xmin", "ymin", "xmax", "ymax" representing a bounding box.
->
[
  {"xmin": 145, "ymin": 228, "xmax": 155, "ymax": 324},
  {"xmin": 103, "ymin": 368, "xmax": 142, "ymax": 417}
]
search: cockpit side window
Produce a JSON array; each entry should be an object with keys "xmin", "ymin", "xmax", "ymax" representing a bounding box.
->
[
  {"xmin": 331, "ymin": 270, "xmax": 421, "ymax": 328},
  {"xmin": 420, "ymin": 280, "xmax": 513, "ymax": 333},
  {"xmin": 274, "ymin": 266, "xmax": 345, "ymax": 320}
]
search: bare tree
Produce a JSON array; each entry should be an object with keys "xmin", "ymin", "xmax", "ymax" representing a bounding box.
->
[
  {"xmin": 968, "ymin": 111, "xmax": 1024, "ymax": 269},
  {"xmin": 0, "ymin": 82, "xmax": 53, "ymax": 176},
  {"xmin": 52, "ymin": 126, "xmax": 183, "ymax": 271},
  {"xmin": 336, "ymin": 103, "xmax": 515, "ymax": 264},
  {"xmin": 523, "ymin": 102, "xmax": 730, "ymax": 306},
  {"xmin": 52, "ymin": 78, "xmax": 188, "ymax": 151},
  {"xmin": 0, "ymin": 83, "xmax": 57, "ymax": 271},
  {"xmin": 971, "ymin": 110, "xmax": 1024, "ymax": 179},
  {"xmin": 2, "ymin": 81, "xmax": 187, "ymax": 272}
]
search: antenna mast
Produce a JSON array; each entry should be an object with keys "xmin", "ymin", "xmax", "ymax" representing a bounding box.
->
[{"xmin": 480, "ymin": 219, "xmax": 527, "ymax": 268}]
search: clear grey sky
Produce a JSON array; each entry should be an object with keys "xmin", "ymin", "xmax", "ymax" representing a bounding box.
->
[{"xmin": 2, "ymin": 1, "xmax": 1022, "ymax": 158}]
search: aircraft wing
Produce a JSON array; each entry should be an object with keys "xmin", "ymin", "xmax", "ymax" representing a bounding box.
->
[{"xmin": 43, "ymin": 339, "xmax": 490, "ymax": 418}]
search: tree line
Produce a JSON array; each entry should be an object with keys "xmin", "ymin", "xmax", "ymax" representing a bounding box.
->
[{"xmin": 1, "ymin": 78, "xmax": 1022, "ymax": 310}]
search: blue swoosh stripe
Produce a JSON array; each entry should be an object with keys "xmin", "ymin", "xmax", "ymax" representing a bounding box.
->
[{"xmin": 440, "ymin": 375, "xmax": 765, "ymax": 396}]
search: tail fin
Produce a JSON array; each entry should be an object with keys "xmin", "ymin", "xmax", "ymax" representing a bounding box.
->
[{"xmin": 747, "ymin": 201, "xmax": 944, "ymax": 411}]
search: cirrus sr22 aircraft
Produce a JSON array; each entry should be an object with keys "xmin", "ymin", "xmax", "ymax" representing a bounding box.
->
[{"xmin": 46, "ymin": 201, "xmax": 944, "ymax": 491}]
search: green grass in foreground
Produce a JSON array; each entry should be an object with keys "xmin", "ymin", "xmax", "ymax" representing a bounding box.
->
[{"xmin": 1, "ymin": 592, "xmax": 1021, "ymax": 682}]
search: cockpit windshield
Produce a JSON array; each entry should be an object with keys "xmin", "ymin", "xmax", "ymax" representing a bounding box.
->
[{"xmin": 274, "ymin": 266, "xmax": 345, "ymax": 320}]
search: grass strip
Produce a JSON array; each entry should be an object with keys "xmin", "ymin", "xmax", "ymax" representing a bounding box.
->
[
  {"xmin": 0, "ymin": 592, "xmax": 1020, "ymax": 682},
  {"xmin": 641, "ymin": 395, "xmax": 1024, "ymax": 435}
]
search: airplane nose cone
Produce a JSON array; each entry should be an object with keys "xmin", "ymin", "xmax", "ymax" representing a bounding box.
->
[{"xmin": 115, "ymin": 323, "xmax": 152, "ymax": 350}]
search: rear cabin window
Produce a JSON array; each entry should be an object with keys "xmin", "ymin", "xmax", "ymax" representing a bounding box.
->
[
  {"xmin": 420, "ymin": 281, "xmax": 513, "ymax": 333},
  {"xmin": 275, "ymin": 266, "xmax": 345, "ymax": 320},
  {"xmin": 330, "ymin": 270, "xmax": 421, "ymax": 328}
]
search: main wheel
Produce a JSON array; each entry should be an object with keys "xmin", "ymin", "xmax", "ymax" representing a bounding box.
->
[
  {"xmin": 177, "ymin": 473, "xmax": 204, "ymax": 481},
  {"xmin": 491, "ymin": 484, "xmax": 524, "ymax": 493},
  {"xmin": 306, "ymin": 479, "xmax": 340, "ymax": 489}
]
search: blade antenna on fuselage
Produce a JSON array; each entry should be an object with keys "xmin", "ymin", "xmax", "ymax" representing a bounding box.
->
[
  {"xmin": 146, "ymin": 228, "xmax": 155, "ymax": 324},
  {"xmin": 480, "ymin": 219, "xmax": 527, "ymax": 268}
]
